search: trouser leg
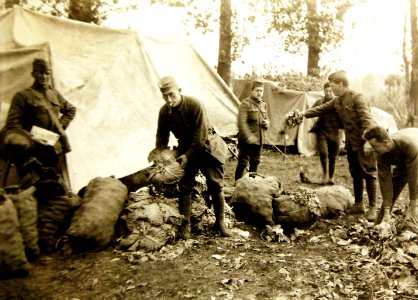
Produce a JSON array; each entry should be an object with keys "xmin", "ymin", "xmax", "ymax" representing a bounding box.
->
[{"xmin": 178, "ymin": 191, "xmax": 192, "ymax": 240}]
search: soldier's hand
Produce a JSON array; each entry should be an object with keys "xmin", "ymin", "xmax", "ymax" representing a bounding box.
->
[
  {"xmin": 176, "ymin": 154, "xmax": 188, "ymax": 168},
  {"xmin": 363, "ymin": 141, "xmax": 375, "ymax": 156},
  {"xmin": 262, "ymin": 119, "xmax": 270, "ymax": 129}
]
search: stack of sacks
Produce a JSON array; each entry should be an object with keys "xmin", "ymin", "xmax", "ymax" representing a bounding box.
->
[
  {"xmin": 8, "ymin": 186, "xmax": 39, "ymax": 260},
  {"xmin": 0, "ymin": 190, "xmax": 30, "ymax": 279}
]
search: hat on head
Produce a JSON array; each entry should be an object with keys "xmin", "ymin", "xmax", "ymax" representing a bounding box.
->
[
  {"xmin": 251, "ymin": 80, "xmax": 264, "ymax": 90},
  {"xmin": 328, "ymin": 70, "xmax": 348, "ymax": 83},
  {"xmin": 32, "ymin": 58, "xmax": 51, "ymax": 72},
  {"xmin": 159, "ymin": 76, "xmax": 180, "ymax": 94}
]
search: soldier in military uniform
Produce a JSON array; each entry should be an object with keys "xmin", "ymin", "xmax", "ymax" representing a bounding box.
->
[
  {"xmin": 3, "ymin": 58, "xmax": 76, "ymax": 194},
  {"xmin": 235, "ymin": 80, "xmax": 270, "ymax": 182},
  {"xmin": 301, "ymin": 70, "xmax": 378, "ymax": 221},
  {"xmin": 309, "ymin": 82, "xmax": 342, "ymax": 185},
  {"xmin": 155, "ymin": 76, "xmax": 232, "ymax": 239},
  {"xmin": 364, "ymin": 125, "xmax": 418, "ymax": 225}
]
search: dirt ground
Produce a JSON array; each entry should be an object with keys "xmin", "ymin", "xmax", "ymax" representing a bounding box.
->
[{"xmin": 1, "ymin": 149, "xmax": 417, "ymax": 300}]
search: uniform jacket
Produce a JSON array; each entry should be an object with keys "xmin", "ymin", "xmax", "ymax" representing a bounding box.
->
[
  {"xmin": 6, "ymin": 83, "xmax": 76, "ymax": 132},
  {"xmin": 304, "ymin": 90, "xmax": 375, "ymax": 151},
  {"xmin": 237, "ymin": 96, "xmax": 269, "ymax": 145},
  {"xmin": 156, "ymin": 95, "xmax": 227, "ymax": 164},
  {"xmin": 5, "ymin": 82, "xmax": 76, "ymax": 152},
  {"xmin": 309, "ymin": 96, "xmax": 342, "ymax": 138},
  {"xmin": 377, "ymin": 128, "xmax": 418, "ymax": 206}
]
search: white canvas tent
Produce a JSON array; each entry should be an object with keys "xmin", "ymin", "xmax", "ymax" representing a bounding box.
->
[
  {"xmin": 232, "ymin": 79, "xmax": 398, "ymax": 156},
  {"xmin": 0, "ymin": 7, "xmax": 240, "ymax": 193}
]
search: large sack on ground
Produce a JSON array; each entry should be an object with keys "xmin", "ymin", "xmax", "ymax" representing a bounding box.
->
[
  {"xmin": 0, "ymin": 194, "xmax": 30, "ymax": 279},
  {"xmin": 230, "ymin": 174, "xmax": 281, "ymax": 227},
  {"xmin": 66, "ymin": 177, "xmax": 128, "ymax": 249},
  {"xmin": 316, "ymin": 185, "xmax": 354, "ymax": 218},
  {"xmin": 37, "ymin": 192, "xmax": 81, "ymax": 254},
  {"xmin": 9, "ymin": 186, "xmax": 39, "ymax": 260},
  {"xmin": 273, "ymin": 187, "xmax": 320, "ymax": 226}
]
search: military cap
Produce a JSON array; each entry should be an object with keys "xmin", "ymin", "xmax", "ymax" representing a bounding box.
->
[
  {"xmin": 328, "ymin": 70, "xmax": 348, "ymax": 83},
  {"xmin": 32, "ymin": 58, "xmax": 51, "ymax": 72},
  {"xmin": 251, "ymin": 80, "xmax": 264, "ymax": 90},
  {"xmin": 159, "ymin": 76, "xmax": 180, "ymax": 94}
]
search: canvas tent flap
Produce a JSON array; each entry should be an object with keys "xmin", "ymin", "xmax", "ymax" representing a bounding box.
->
[{"xmin": 0, "ymin": 7, "xmax": 240, "ymax": 193}]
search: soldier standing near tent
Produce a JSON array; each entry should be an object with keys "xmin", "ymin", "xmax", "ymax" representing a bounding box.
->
[
  {"xmin": 2, "ymin": 58, "xmax": 76, "ymax": 194},
  {"xmin": 301, "ymin": 70, "xmax": 379, "ymax": 222},
  {"xmin": 154, "ymin": 76, "xmax": 232, "ymax": 239},
  {"xmin": 309, "ymin": 82, "xmax": 342, "ymax": 185},
  {"xmin": 234, "ymin": 80, "xmax": 269, "ymax": 182},
  {"xmin": 364, "ymin": 125, "xmax": 418, "ymax": 227}
]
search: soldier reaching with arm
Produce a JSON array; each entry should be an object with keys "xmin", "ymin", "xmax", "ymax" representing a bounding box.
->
[
  {"xmin": 300, "ymin": 70, "xmax": 378, "ymax": 221},
  {"xmin": 155, "ymin": 76, "xmax": 232, "ymax": 239}
]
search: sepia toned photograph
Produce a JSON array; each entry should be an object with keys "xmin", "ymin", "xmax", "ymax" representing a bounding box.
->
[{"xmin": 0, "ymin": 0, "xmax": 417, "ymax": 299}]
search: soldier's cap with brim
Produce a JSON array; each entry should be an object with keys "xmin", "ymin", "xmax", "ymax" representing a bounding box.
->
[
  {"xmin": 32, "ymin": 58, "xmax": 51, "ymax": 72},
  {"xmin": 328, "ymin": 70, "xmax": 348, "ymax": 83},
  {"xmin": 159, "ymin": 76, "xmax": 180, "ymax": 94},
  {"xmin": 251, "ymin": 80, "xmax": 264, "ymax": 90}
]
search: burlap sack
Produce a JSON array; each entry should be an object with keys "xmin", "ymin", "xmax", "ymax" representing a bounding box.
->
[
  {"xmin": 66, "ymin": 177, "xmax": 128, "ymax": 249},
  {"xmin": 0, "ymin": 196, "xmax": 30, "ymax": 278},
  {"xmin": 9, "ymin": 186, "xmax": 39, "ymax": 260},
  {"xmin": 316, "ymin": 185, "xmax": 354, "ymax": 218},
  {"xmin": 273, "ymin": 187, "xmax": 320, "ymax": 226},
  {"xmin": 38, "ymin": 193, "xmax": 81, "ymax": 253},
  {"xmin": 273, "ymin": 195, "xmax": 315, "ymax": 225},
  {"xmin": 230, "ymin": 174, "xmax": 281, "ymax": 227}
]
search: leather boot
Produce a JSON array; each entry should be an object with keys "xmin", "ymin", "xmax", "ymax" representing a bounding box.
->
[
  {"xmin": 366, "ymin": 178, "xmax": 378, "ymax": 221},
  {"xmin": 234, "ymin": 164, "xmax": 246, "ymax": 182},
  {"xmin": 178, "ymin": 192, "xmax": 192, "ymax": 240},
  {"xmin": 347, "ymin": 178, "xmax": 365, "ymax": 214},
  {"xmin": 211, "ymin": 191, "xmax": 232, "ymax": 237}
]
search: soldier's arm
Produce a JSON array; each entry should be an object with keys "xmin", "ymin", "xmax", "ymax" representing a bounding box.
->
[
  {"xmin": 303, "ymin": 98, "xmax": 336, "ymax": 118},
  {"xmin": 57, "ymin": 92, "xmax": 76, "ymax": 129},
  {"xmin": 238, "ymin": 101, "xmax": 257, "ymax": 143},
  {"xmin": 377, "ymin": 158, "xmax": 394, "ymax": 209},
  {"xmin": 5, "ymin": 92, "xmax": 26, "ymax": 130},
  {"xmin": 156, "ymin": 107, "xmax": 170, "ymax": 149}
]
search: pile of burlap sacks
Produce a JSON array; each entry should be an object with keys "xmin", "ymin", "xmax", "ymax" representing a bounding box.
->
[
  {"xmin": 0, "ymin": 176, "xmax": 128, "ymax": 279},
  {"xmin": 230, "ymin": 173, "xmax": 354, "ymax": 231}
]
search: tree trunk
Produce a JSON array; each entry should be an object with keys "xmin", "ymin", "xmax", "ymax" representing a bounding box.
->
[
  {"xmin": 217, "ymin": 0, "xmax": 232, "ymax": 86},
  {"xmin": 306, "ymin": 0, "xmax": 321, "ymax": 78},
  {"xmin": 403, "ymin": 10, "xmax": 413, "ymax": 126},
  {"xmin": 410, "ymin": 0, "xmax": 418, "ymax": 126}
]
